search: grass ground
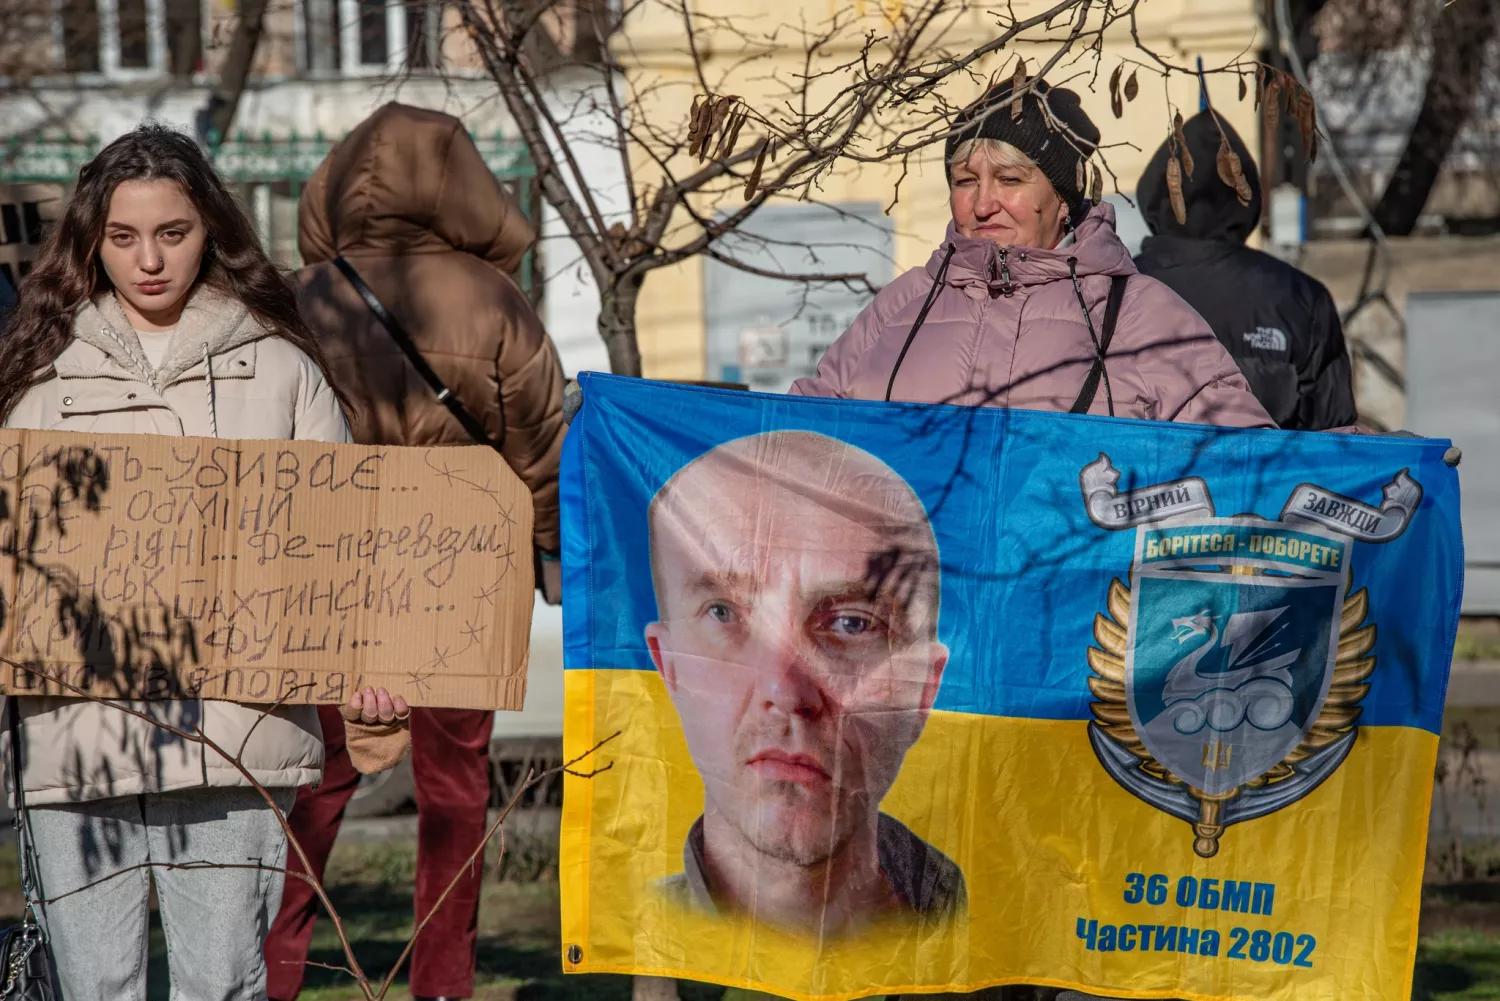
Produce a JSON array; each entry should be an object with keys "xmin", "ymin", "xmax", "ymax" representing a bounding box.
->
[
  {"xmin": 293, "ymin": 842, "xmax": 563, "ymax": 1001},
  {"xmin": 1416, "ymin": 883, "xmax": 1500, "ymax": 1000}
]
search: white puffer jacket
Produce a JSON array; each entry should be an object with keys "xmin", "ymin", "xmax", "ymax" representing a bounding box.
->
[{"xmin": 4, "ymin": 286, "xmax": 349, "ymax": 805}]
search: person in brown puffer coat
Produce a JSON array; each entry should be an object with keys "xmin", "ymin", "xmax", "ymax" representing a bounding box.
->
[
  {"xmin": 295, "ymin": 101, "xmax": 566, "ymax": 549},
  {"xmin": 265, "ymin": 102, "xmax": 567, "ymax": 1001}
]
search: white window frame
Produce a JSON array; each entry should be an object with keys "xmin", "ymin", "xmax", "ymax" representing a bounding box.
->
[
  {"xmin": 291, "ymin": 0, "xmax": 327, "ymax": 75},
  {"xmin": 335, "ymin": 0, "xmax": 440, "ymax": 75},
  {"xmin": 338, "ymin": 0, "xmax": 394, "ymax": 74},
  {"xmin": 405, "ymin": 1, "xmax": 441, "ymax": 71},
  {"xmin": 294, "ymin": 0, "xmax": 345, "ymax": 75},
  {"xmin": 48, "ymin": 0, "xmax": 168, "ymax": 80},
  {"xmin": 97, "ymin": 0, "xmax": 168, "ymax": 79},
  {"xmin": 291, "ymin": 0, "xmax": 306, "ymax": 73},
  {"xmin": 49, "ymin": 1, "xmax": 68, "ymax": 72}
]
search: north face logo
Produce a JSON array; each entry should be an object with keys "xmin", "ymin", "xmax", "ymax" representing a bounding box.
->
[{"xmin": 1244, "ymin": 327, "xmax": 1289, "ymax": 352}]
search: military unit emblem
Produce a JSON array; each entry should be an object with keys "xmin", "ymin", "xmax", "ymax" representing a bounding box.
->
[{"xmin": 1078, "ymin": 455, "xmax": 1422, "ymax": 857}]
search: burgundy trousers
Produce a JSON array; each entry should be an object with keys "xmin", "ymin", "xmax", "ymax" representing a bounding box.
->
[{"xmin": 265, "ymin": 706, "xmax": 495, "ymax": 1000}]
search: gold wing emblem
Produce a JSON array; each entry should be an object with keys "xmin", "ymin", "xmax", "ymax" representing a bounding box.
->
[
  {"xmin": 1087, "ymin": 579, "xmax": 1166, "ymax": 777},
  {"xmin": 1088, "ymin": 572, "xmax": 1374, "ymax": 857}
]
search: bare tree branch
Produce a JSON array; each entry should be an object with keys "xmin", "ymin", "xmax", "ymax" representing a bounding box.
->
[{"xmin": 441, "ymin": 0, "xmax": 1317, "ymax": 387}]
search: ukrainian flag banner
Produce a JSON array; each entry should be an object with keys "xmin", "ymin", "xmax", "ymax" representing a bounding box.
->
[{"xmin": 558, "ymin": 374, "xmax": 1462, "ymax": 1001}]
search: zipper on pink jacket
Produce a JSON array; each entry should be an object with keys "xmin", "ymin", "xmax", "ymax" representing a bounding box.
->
[{"xmin": 990, "ymin": 247, "xmax": 1014, "ymax": 295}]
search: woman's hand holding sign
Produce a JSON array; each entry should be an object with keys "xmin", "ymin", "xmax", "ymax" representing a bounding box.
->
[{"xmin": 344, "ymin": 685, "xmax": 410, "ymax": 725}]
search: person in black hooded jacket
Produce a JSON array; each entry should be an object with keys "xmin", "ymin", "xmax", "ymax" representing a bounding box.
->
[{"xmin": 1134, "ymin": 111, "xmax": 1356, "ymax": 430}]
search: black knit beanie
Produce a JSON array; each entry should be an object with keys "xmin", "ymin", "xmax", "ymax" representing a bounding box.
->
[{"xmin": 944, "ymin": 79, "xmax": 1101, "ymax": 214}]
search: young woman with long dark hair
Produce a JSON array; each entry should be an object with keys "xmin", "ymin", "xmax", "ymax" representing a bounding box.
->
[{"xmin": 1, "ymin": 124, "xmax": 407, "ymax": 1001}]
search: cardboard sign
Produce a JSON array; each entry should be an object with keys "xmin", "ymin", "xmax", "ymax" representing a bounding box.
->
[{"xmin": 0, "ymin": 429, "xmax": 534, "ymax": 709}]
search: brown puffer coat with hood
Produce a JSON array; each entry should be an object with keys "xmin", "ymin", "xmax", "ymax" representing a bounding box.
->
[{"xmin": 296, "ymin": 102, "xmax": 567, "ymax": 551}]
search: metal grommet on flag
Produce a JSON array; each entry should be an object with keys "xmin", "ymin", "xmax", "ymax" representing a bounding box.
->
[{"xmin": 566, "ymin": 944, "xmax": 583, "ymax": 965}]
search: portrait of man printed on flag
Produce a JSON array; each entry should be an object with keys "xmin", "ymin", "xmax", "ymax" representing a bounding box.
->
[{"xmin": 642, "ymin": 431, "xmax": 966, "ymax": 939}]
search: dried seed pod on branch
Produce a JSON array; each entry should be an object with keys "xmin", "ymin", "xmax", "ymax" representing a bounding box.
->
[
  {"xmin": 1293, "ymin": 84, "xmax": 1318, "ymax": 163},
  {"xmin": 714, "ymin": 108, "xmax": 750, "ymax": 161},
  {"xmin": 1012, "ymin": 57, "xmax": 1028, "ymax": 122},
  {"xmin": 1255, "ymin": 67, "xmax": 1318, "ymax": 164},
  {"xmin": 1109, "ymin": 64, "xmax": 1139, "ymax": 119},
  {"xmin": 1167, "ymin": 153, "xmax": 1187, "ymax": 225},
  {"xmin": 743, "ymin": 139, "xmax": 774, "ymax": 201},
  {"xmin": 1215, "ymin": 136, "xmax": 1254, "ymax": 206},
  {"xmin": 1260, "ymin": 72, "xmax": 1281, "ymax": 147},
  {"xmin": 688, "ymin": 93, "xmax": 747, "ymax": 162},
  {"xmin": 685, "ymin": 95, "xmax": 706, "ymax": 156},
  {"xmin": 1173, "ymin": 111, "xmax": 1194, "ymax": 178}
]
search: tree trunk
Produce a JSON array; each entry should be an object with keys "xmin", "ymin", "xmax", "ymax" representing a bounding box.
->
[
  {"xmin": 599, "ymin": 275, "xmax": 644, "ymax": 377},
  {"xmin": 195, "ymin": 0, "xmax": 270, "ymax": 144},
  {"xmin": 164, "ymin": 0, "xmax": 202, "ymax": 77},
  {"xmin": 1370, "ymin": 0, "xmax": 1499, "ymax": 236}
]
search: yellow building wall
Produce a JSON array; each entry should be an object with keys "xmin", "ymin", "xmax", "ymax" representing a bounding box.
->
[{"xmin": 617, "ymin": 0, "xmax": 1264, "ymax": 380}]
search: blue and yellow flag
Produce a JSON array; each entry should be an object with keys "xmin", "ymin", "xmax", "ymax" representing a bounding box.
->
[{"xmin": 558, "ymin": 374, "xmax": 1462, "ymax": 1001}]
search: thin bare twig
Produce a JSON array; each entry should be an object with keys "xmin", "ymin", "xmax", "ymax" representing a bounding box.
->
[
  {"xmin": 375, "ymin": 730, "xmax": 620, "ymax": 998},
  {"xmin": 42, "ymin": 859, "xmax": 309, "ymax": 906},
  {"xmin": 302, "ymin": 960, "xmax": 361, "ymax": 979}
]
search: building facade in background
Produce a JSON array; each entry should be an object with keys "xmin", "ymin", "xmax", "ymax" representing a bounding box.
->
[{"xmin": 0, "ymin": 0, "xmax": 620, "ymax": 375}]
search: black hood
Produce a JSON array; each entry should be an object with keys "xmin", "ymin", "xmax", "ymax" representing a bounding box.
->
[{"xmin": 1137, "ymin": 110, "xmax": 1262, "ymax": 244}]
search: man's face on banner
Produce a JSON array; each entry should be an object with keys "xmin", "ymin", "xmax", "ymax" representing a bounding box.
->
[{"xmin": 646, "ymin": 433, "xmax": 948, "ymax": 869}]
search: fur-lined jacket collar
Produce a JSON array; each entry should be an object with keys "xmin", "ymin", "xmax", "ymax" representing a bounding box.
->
[{"xmin": 68, "ymin": 285, "xmax": 271, "ymax": 393}]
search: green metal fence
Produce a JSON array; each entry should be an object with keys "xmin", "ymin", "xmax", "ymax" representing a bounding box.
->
[{"xmin": 0, "ymin": 131, "xmax": 540, "ymax": 293}]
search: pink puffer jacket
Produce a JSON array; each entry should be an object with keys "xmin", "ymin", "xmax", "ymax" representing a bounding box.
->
[{"xmin": 790, "ymin": 203, "xmax": 1274, "ymax": 428}]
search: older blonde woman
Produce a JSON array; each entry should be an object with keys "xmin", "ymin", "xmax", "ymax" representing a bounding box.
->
[
  {"xmin": 792, "ymin": 79, "xmax": 1275, "ymax": 1001},
  {"xmin": 792, "ymin": 79, "xmax": 1272, "ymax": 429}
]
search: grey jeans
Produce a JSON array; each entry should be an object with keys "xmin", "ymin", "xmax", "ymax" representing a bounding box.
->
[{"xmin": 26, "ymin": 787, "xmax": 295, "ymax": 1001}]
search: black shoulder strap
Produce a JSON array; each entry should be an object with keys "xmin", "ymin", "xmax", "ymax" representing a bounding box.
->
[
  {"xmin": 7, "ymin": 702, "xmax": 23, "ymax": 826},
  {"xmin": 1070, "ymin": 275, "xmax": 1130, "ymax": 416},
  {"xmin": 8, "ymin": 701, "xmax": 39, "ymax": 914},
  {"xmin": 333, "ymin": 256, "xmax": 504, "ymax": 452}
]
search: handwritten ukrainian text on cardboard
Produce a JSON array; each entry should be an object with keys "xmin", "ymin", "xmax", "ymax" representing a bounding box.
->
[{"xmin": 0, "ymin": 429, "xmax": 533, "ymax": 709}]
